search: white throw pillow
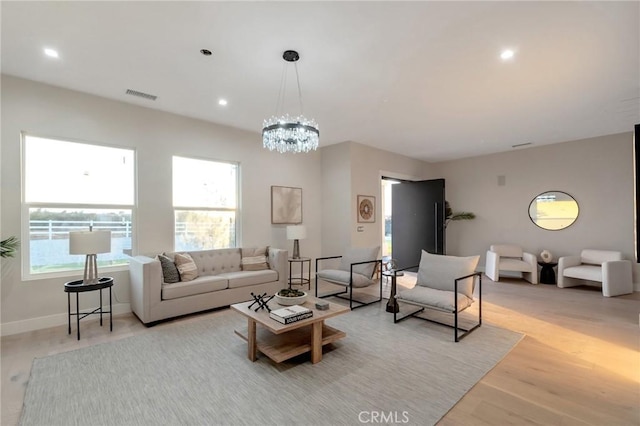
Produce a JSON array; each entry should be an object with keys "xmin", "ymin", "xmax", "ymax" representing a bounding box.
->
[
  {"xmin": 416, "ymin": 250, "xmax": 479, "ymax": 299},
  {"xmin": 174, "ymin": 253, "xmax": 199, "ymax": 282}
]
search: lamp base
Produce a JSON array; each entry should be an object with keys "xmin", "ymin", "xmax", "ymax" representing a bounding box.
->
[
  {"xmin": 293, "ymin": 239, "xmax": 300, "ymax": 259},
  {"xmin": 83, "ymin": 254, "xmax": 100, "ymax": 284}
]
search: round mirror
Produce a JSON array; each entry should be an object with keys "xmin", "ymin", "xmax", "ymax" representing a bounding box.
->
[{"xmin": 528, "ymin": 191, "xmax": 579, "ymax": 230}]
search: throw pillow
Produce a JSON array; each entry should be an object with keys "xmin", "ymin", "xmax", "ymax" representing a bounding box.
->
[
  {"xmin": 241, "ymin": 247, "xmax": 269, "ymax": 271},
  {"xmin": 157, "ymin": 253, "xmax": 180, "ymax": 284},
  {"xmin": 174, "ymin": 253, "xmax": 199, "ymax": 282},
  {"xmin": 416, "ymin": 250, "xmax": 479, "ymax": 299},
  {"xmin": 339, "ymin": 246, "xmax": 380, "ymax": 278}
]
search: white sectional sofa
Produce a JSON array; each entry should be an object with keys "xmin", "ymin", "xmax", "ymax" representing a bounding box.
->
[{"xmin": 129, "ymin": 247, "xmax": 288, "ymax": 324}]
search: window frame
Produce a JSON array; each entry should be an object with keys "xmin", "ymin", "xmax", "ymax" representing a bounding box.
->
[
  {"xmin": 172, "ymin": 155, "xmax": 241, "ymax": 251},
  {"xmin": 21, "ymin": 133, "xmax": 136, "ymax": 281}
]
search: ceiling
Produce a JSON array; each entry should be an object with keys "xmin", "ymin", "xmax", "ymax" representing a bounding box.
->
[{"xmin": 2, "ymin": 1, "xmax": 639, "ymax": 162}]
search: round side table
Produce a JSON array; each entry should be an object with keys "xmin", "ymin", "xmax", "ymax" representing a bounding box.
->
[
  {"xmin": 64, "ymin": 277, "xmax": 113, "ymax": 340},
  {"xmin": 537, "ymin": 262, "xmax": 558, "ymax": 285},
  {"xmin": 382, "ymin": 270, "xmax": 404, "ymax": 313}
]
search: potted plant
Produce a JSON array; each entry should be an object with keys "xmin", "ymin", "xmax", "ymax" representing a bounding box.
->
[
  {"xmin": 444, "ymin": 201, "xmax": 475, "ymax": 229},
  {"xmin": 0, "ymin": 236, "xmax": 20, "ymax": 258}
]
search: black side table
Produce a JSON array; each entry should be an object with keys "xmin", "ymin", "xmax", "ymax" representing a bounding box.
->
[
  {"xmin": 288, "ymin": 257, "xmax": 311, "ymax": 290},
  {"xmin": 538, "ymin": 262, "xmax": 558, "ymax": 285},
  {"xmin": 383, "ymin": 270, "xmax": 404, "ymax": 313},
  {"xmin": 64, "ymin": 277, "xmax": 113, "ymax": 340}
]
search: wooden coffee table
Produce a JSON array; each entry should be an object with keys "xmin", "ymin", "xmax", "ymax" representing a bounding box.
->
[{"xmin": 231, "ymin": 297, "xmax": 349, "ymax": 364}]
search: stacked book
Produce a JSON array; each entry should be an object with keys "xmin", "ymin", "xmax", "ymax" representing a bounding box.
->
[{"xmin": 270, "ymin": 305, "xmax": 313, "ymax": 324}]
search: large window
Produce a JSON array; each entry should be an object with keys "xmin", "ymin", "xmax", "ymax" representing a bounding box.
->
[
  {"xmin": 23, "ymin": 135, "xmax": 135, "ymax": 278},
  {"xmin": 173, "ymin": 156, "xmax": 238, "ymax": 251}
]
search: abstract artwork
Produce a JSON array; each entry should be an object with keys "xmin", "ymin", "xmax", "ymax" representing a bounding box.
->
[
  {"xmin": 357, "ymin": 195, "xmax": 375, "ymax": 223},
  {"xmin": 271, "ymin": 186, "xmax": 302, "ymax": 224}
]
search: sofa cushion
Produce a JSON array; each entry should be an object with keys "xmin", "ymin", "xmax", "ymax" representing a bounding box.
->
[
  {"xmin": 186, "ymin": 248, "xmax": 242, "ymax": 276},
  {"xmin": 339, "ymin": 246, "xmax": 380, "ymax": 278},
  {"xmin": 563, "ymin": 265, "xmax": 603, "ymax": 282},
  {"xmin": 174, "ymin": 253, "xmax": 198, "ymax": 282},
  {"xmin": 580, "ymin": 249, "xmax": 622, "ymax": 265},
  {"xmin": 416, "ymin": 250, "xmax": 479, "ymax": 299},
  {"xmin": 490, "ymin": 244, "xmax": 523, "ymax": 258},
  {"xmin": 221, "ymin": 269, "xmax": 278, "ymax": 289},
  {"xmin": 157, "ymin": 254, "xmax": 180, "ymax": 283},
  {"xmin": 498, "ymin": 258, "xmax": 533, "ymax": 272},
  {"xmin": 161, "ymin": 275, "xmax": 228, "ymax": 300},
  {"xmin": 241, "ymin": 247, "xmax": 270, "ymax": 271},
  {"xmin": 397, "ymin": 286, "xmax": 473, "ymax": 313},
  {"xmin": 317, "ymin": 269, "xmax": 375, "ymax": 288}
]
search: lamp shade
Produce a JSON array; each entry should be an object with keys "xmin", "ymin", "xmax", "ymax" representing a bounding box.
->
[
  {"xmin": 69, "ymin": 230, "xmax": 111, "ymax": 255},
  {"xmin": 286, "ymin": 225, "xmax": 307, "ymax": 240}
]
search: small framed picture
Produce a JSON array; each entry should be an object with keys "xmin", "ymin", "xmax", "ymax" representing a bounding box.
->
[{"xmin": 357, "ymin": 195, "xmax": 375, "ymax": 223}]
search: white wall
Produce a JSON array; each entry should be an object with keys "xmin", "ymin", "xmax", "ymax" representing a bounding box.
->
[
  {"xmin": 321, "ymin": 141, "xmax": 437, "ymax": 256},
  {"xmin": 436, "ymin": 132, "xmax": 638, "ymax": 286},
  {"xmin": 0, "ymin": 75, "xmax": 323, "ymax": 334}
]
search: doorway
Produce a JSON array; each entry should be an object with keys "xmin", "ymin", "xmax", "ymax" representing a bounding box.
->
[{"xmin": 380, "ymin": 178, "xmax": 402, "ymax": 258}]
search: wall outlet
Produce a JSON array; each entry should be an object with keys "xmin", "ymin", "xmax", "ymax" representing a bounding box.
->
[{"xmin": 357, "ymin": 226, "xmax": 364, "ymax": 232}]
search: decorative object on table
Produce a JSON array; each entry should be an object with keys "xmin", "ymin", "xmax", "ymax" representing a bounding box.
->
[
  {"xmin": 69, "ymin": 229, "xmax": 111, "ymax": 284},
  {"xmin": 0, "ymin": 236, "xmax": 20, "ymax": 258},
  {"xmin": 262, "ymin": 50, "xmax": 319, "ymax": 154},
  {"xmin": 248, "ymin": 292, "xmax": 274, "ymax": 312},
  {"xmin": 357, "ymin": 195, "xmax": 375, "ymax": 223},
  {"xmin": 274, "ymin": 288, "xmax": 307, "ymax": 306},
  {"xmin": 444, "ymin": 201, "xmax": 475, "ymax": 228},
  {"xmin": 271, "ymin": 185, "xmax": 302, "ymax": 224},
  {"xmin": 270, "ymin": 304, "xmax": 313, "ymax": 324},
  {"xmin": 540, "ymin": 249, "xmax": 553, "ymax": 263},
  {"xmin": 286, "ymin": 225, "xmax": 307, "ymax": 259},
  {"xmin": 315, "ymin": 300, "xmax": 330, "ymax": 310}
]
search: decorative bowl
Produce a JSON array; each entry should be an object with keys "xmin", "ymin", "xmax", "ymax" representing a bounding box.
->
[{"xmin": 274, "ymin": 289, "xmax": 307, "ymax": 306}]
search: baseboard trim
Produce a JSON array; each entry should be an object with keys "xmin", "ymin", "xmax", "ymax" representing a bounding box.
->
[{"xmin": 0, "ymin": 303, "xmax": 131, "ymax": 337}]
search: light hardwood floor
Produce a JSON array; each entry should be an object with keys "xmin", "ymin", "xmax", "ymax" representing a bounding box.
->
[{"xmin": 2, "ymin": 277, "xmax": 638, "ymax": 425}]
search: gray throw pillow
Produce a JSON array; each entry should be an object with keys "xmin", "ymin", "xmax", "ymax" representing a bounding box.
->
[{"xmin": 158, "ymin": 254, "xmax": 180, "ymax": 283}]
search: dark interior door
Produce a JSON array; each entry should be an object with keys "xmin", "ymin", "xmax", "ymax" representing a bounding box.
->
[{"xmin": 391, "ymin": 179, "xmax": 445, "ymax": 270}]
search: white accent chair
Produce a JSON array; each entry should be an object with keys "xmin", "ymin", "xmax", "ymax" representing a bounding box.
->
[
  {"xmin": 558, "ymin": 249, "xmax": 633, "ymax": 297},
  {"xmin": 394, "ymin": 250, "xmax": 482, "ymax": 342},
  {"xmin": 485, "ymin": 244, "xmax": 538, "ymax": 284}
]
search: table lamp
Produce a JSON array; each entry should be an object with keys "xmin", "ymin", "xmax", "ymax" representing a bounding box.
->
[
  {"xmin": 69, "ymin": 229, "xmax": 111, "ymax": 284},
  {"xmin": 286, "ymin": 225, "xmax": 307, "ymax": 259}
]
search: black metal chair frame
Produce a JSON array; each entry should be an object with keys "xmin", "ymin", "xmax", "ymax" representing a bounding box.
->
[
  {"xmin": 315, "ymin": 256, "xmax": 383, "ymax": 310},
  {"xmin": 393, "ymin": 268, "xmax": 482, "ymax": 342}
]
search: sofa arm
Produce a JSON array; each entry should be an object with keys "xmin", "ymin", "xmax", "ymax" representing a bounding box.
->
[
  {"xmin": 522, "ymin": 252, "xmax": 539, "ymax": 284},
  {"xmin": 557, "ymin": 255, "xmax": 581, "ymax": 288},
  {"xmin": 129, "ymin": 255, "xmax": 163, "ymax": 324},
  {"xmin": 485, "ymin": 250, "xmax": 499, "ymax": 281},
  {"xmin": 268, "ymin": 247, "xmax": 288, "ymax": 288},
  {"xmin": 602, "ymin": 260, "xmax": 633, "ymax": 297}
]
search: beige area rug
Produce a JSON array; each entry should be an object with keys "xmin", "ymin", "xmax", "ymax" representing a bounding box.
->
[{"xmin": 20, "ymin": 297, "xmax": 522, "ymax": 426}]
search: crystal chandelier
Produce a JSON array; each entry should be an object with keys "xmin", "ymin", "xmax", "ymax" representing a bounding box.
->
[{"xmin": 262, "ymin": 50, "xmax": 319, "ymax": 153}]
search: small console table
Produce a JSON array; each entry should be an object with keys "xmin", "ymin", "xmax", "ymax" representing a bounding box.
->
[
  {"xmin": 538, "ymin": 262, "xmax": 558, "ymax": 285},
  {"xmin": 383, "ymin": 270, "xmax": 404, "ymax": 313},
  {"xmin": 64, "ymin": 277, "xmax": 113, "ymax": 340},
  {"xmin": 288, "ymin": 257, "xmax": 311, "ymax": 290}
]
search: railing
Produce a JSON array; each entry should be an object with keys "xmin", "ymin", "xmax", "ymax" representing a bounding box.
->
[{"xmin": 29, "ymin": 220, "xmax": 132, "ymax": 240}]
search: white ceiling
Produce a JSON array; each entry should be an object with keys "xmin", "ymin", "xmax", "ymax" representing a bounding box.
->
[{"xmin": 2, "ymin": 1, "xmax": 639, "ymax": 162}]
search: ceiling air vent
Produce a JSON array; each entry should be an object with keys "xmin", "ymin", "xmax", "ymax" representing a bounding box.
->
[
  {"xmin": 511, "ymin": 142, "xmax": 532, "ymax": 148},
  {"xmin": 125, "ymin": 89, "xmax": 157, "ymax": 101}
]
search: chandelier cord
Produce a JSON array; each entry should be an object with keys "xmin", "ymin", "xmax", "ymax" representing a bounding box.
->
[
  {"xmin": 275, "ymin": 62, "xmax": 288, "ymax": 117},
  {"xmin": 294, "ymin": 62, "xmax": 304, "ymax": 116}
]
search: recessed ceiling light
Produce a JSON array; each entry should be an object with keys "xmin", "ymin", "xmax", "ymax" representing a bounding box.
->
[
  {"xmin": 500, "ymin": 49, "xmax": 515, "ymax": 61},
  {"xmin": 44, "ymin": 48, "xmax": 59, "ymax": 58},
  {"xmin": 218, "ymin": 99, "xmax": 228, "ymax": 106}
]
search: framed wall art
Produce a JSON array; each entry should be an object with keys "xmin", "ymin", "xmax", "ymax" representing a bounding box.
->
[
  {"xmin": 357, "ymin": 195, "xmax": 375, "ymax": 223},
  {"xmin": 271, "ymin": 186, "xmax": 302, "ymax": 224}
]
